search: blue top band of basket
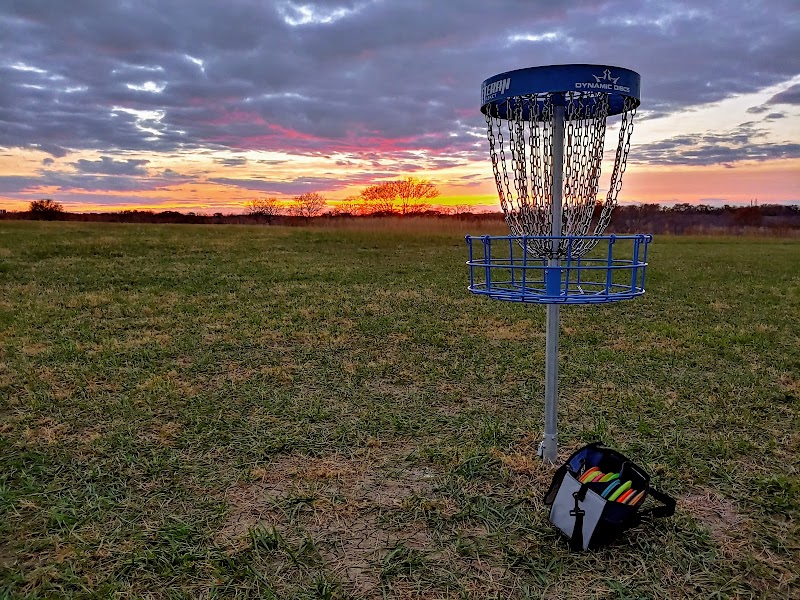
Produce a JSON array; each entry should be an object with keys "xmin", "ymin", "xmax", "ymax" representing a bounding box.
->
[{"xmin": 481, "ymin": 64, "xmax": 641, "ymax": 120}]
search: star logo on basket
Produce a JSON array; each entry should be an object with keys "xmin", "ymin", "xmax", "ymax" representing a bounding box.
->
[
  {"xmin": 593, "ymin": 69, "xmax": 620, "ymax": 84},
  {"xmin": 482, "ymin": 77, "xmax": 511, "ymax": 103},
  {"xmin": 575, "ymin": 69, "xmax": 630, "ymax": 93}
]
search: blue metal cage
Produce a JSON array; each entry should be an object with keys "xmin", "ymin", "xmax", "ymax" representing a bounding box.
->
[{"xmin": 466, "ymin": 234, "xmax": 652, "ymax": 305}]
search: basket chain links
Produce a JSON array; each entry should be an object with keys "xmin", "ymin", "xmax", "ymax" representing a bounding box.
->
[{"xmin": 485, "ymin": 93, "xmax": 637, "ymax": 259}]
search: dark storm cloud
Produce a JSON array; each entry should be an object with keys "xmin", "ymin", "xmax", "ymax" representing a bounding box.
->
[{"xmin": 0, "ymin": 0, "xmax": 798, "ymax": 165}]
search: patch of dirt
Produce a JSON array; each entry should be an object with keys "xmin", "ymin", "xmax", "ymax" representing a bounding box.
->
[
  {"xmin": 681, "ymin": 488, "xmax": 747, "ymax": 545},
  {"xmin": 367, "ymin": 381, "xmax": 421, "ymax": 402},
  {"xmin": 710, "ymin": 300, "xmax": 730, "ymax": 311},
  {"xmin": 484, "ymin": 320, "xmax": 538, "ymax": 341},
  {"xmin": 605, "ymin": 339, "xmax": 634, "ymax": 351},
  {"xmin": 20, "ymin": 417, "xmax": 70, "ymax": 446},
  {"xmin": 778, "ymin": 374, "xmax": 800, "ymax": 397},
  {"xmin": 0, "ymin": 539, "xmax": 16, "ymax": 571},
  {"xmin": 490, "ymin": 446, "xmax": 558, "ymax": 499},
  {"xmin": 143, "ymin": 420, "xmax": 181, "ymax": 446},
  {"xmin": 217, "ymin": 444, "xmax": 439, "ymax": 596},
  {"xmin": 21, "ymin": 342, "xmax": 48, "ymax": 356}
]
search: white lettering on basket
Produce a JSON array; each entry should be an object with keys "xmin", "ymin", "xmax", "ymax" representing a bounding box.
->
[
  {"xmin": 482, "ymin": 78, "xmax": 511, "ymax": 103},
  {"xmin": 575, "ymin": 69, "xmax": 630, "ymax": 93}
]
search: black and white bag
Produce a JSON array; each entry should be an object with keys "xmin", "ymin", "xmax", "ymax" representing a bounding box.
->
[{"xmin": 544, "ymin": 442, "xmax": 676, "ymax": 551}]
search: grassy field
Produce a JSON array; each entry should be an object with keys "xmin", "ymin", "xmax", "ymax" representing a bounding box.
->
[{"xmin": 0, "ymin": 221, "xmax": 798, "ymax": 599}]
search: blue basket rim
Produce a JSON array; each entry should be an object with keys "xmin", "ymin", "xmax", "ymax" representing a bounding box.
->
[{"xmin": 481, "ymin": 64, "xmax": 640, "ymax": 119}]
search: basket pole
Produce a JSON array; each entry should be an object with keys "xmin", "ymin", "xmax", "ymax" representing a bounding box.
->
[{"xmin": 541, "ymin": 103, "xmax": 565, "ymax": 463}]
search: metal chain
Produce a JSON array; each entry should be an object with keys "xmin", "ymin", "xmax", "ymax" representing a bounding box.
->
[
  {"xmin": 484, "ymin": 91, "xmax": 635, "ymax": 259},
  {"xmin": 574, "ymin": 93, "xmax": 609, "ymax": 256},
  {"xmin": 595, "ymin": 96, "xmax": 636, "ymax": 240}
]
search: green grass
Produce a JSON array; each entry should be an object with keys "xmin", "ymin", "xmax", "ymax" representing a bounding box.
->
[{"xmin": 0, "ymin": 221, "xmax": 798, "ymax": 599}]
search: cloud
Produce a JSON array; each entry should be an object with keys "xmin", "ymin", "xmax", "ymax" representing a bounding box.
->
[
  {"xmin": 1, "ymin": 0, "xmax": 797, "ymax": 163},
  {"xmin": 0, "ymin": 176, "xmax": 46, "ymax": 193},
  {"xmin": 36, "ymin": 171, "xmax": 161, "ymax": 192},
  {"xmin": 767, "ymin": 83, "xmax": 800, "ymax": 106},
  {"xmin": 747, "ymin": 83, "xmax": 800, "ymax": 114},
  {"xmin": 72, "ymin": 156, "xmax": 150, "ymax": 175},
  {"xmin": 634, "ymin": 121, "xmax": 800, "ymax": 166},
  {"xmin": 213, "ymin": 157, "xmax": 248, "ymax": 167},
  {"xmin": 209, "ymin": 170, "xmax": 395, "ymax": 195}
]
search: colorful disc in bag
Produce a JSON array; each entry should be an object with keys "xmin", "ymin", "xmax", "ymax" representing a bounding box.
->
[
  {"xmin": 601, "ymin": 480, "xmax": 621, "ymax": 498},
  {"xmin": 608, "ymin": 480, "xmax": 632, "ymax": 501},
  {"xmin": 627, "ymin": 490, "xmax": 646, "ymax": 506},
  {"xmin": 579, "ymin": 467, "xmax": 600, "ymax": 483},
  {"xmin": 617, "ymin": 489, "xmax": 635, "ymax": 504}
]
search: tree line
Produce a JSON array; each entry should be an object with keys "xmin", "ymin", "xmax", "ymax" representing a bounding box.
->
[
  {"xmin": 5, "ymin": 191, "xmax": 799, "ymax": 234},
  {"xmin": 609, "ymin": 202, "xmax": 800, "ymax": 234},
  {"xmin": 245, "ymin": 177, "xmax": 440, "ymax": 223}
]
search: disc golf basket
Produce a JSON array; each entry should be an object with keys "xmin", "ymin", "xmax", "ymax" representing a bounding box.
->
[{"xmin": 466, "ymin": 64, "xmax": 652, "ymax": 463}]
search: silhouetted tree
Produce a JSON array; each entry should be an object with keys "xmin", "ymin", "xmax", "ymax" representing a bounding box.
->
[
  {"xmin": 291, "ymin": 192, "xmax": 326, "ymax": 218},
  {"xmin": 246, "ymin": 197, "xmax": 281, "ymax": 223},
  {"xmin": 29, "ymin": 199, "xmax": 65, "ymax": 220},
  {"xmin": 394, "ymin": 177, "xmax": 439, "ymax": 214},
  {"xmin": 360, "ymin": 177, "xmax": 439, "ymax": 215},
  {"xmin": 329, "ymin": 196, "xmax": 360, "ymax": 216},
  {"xmin": 449, "ymin": 204, "xmax": 472, "ymax": 219},
  {"xmin": 732, "ymin": 206, "xmax": 763, "ymax": 227},
  {"xmin": 359, "ymin": 184, "xmax": 396, "ymax": 214}
]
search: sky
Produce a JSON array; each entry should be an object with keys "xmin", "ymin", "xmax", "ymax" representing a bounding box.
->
[{"xmin": 0, "ymin": 0, "xmax": 799, "ymax": 214}]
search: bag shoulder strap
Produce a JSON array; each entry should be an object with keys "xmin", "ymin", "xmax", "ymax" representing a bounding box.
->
[{"xmin": 632, "ymin": 486, "xmax": 676, "ymax": 526}]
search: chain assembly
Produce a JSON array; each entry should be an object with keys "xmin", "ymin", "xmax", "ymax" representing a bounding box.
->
[{"xmin": 484, "ymin": 91, "xmax": 636, "ymax": 259}]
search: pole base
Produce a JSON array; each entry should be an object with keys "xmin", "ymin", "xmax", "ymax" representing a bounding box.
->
[{"xmin": 537, "ymin": 434, "xmax": 558, "ymax": 464}]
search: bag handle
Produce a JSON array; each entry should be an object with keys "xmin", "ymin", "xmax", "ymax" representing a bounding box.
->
[
  {"xmin": 568, "ymin": 484, "xmax": 589, "ymax": 551},
  {"xmin": 636, "ymin": 486, "xmax": 676, "ymax": 521}
]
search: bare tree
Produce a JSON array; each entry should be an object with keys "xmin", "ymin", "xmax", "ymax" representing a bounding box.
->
[
  {"xmin": 291, "ymin": 192, "xmax": 326, "ymax": 219},
  {"xmin": 450, "ymin": 204, "xmax": 472, "ymax": 218},
  {"xmin": 359, "ymin": 177, "xmax": 439, "ymax": 215},
  {"xmin": 394, "ymin": 177, "xmax": 439, "ymax": 214},
  {"xmin": 330, "ymin": 196, "xmax": 360, "ymax": 216},
  {"xmin": 245, "ymin": 197, "xmax": 281, "ymax": 224},
  {"xmin": 359, "ymin": 183, "xmax": 397, "ymax": 214}
]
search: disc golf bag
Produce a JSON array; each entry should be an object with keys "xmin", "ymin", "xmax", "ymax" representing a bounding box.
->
[{"xmin": 544, "ymin": 442, "xmax": 675, "ymax": 550}]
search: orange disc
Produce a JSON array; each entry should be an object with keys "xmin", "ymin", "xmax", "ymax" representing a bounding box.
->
[
  {"xmin": 617, "ymin": 489, "xmax": 635, "ymax": 504},
  {"xmin": 628, "ymin": 490, "xmax": 646, "ymax": 506}
]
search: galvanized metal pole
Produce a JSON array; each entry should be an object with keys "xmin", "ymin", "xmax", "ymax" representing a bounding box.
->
[{"xmin": 541, "ymin": 102, "xmax": 565, "ymax": 464}]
